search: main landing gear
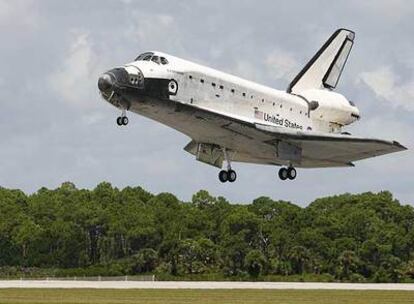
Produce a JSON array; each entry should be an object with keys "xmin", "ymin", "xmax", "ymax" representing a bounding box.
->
[
  {"xmin": 116, "ymin": 109, "xmax": 129, "ymax": 126},
  {"xmin": 278, "ymin": 166, "xmax": 297, "ymax": 180},
  {"xmin": 219, "ymin": 169, "xmax": 237, "ymax": 183},
  {"xmin": 218, "ymin": 148, "xmax": 237, "ymax": 183}
]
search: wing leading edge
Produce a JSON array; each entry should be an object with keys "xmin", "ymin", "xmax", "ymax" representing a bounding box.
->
[{"xmin": 255, "ymin": 123, "xmax": 407, "ymax": 168}]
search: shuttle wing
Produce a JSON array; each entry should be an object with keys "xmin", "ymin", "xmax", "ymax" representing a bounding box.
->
[
  {"xmin": 181, "ymin": 104, "xmax": 406, "ymax": 169},
  {"xmin": 255, "ymin": 124, "xmax": 407, "ymax": 167}
]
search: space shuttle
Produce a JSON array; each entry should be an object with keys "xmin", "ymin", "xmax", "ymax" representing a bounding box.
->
[{"xmin": 98, "ymin": 29, "xmax": 406, "ymax": 182}]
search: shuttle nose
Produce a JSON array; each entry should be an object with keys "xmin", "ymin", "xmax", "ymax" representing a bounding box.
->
[
  {"xmin": 351, "ymin": 108, "xmax": 360, "ymax": 120},
  {"xmin": 98, "ymin": 73, "xmax": 113, "ymax": 92}
]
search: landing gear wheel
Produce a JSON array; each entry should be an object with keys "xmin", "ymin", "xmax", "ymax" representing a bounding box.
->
[
  {"xmin": 287, "ymin": 167, "xmax": 297, "ymax": 180},
  {"xmin": 218, "ymin": 170, "xmax": 228, "ymax": 183},
  {"xmin": 121, "ymin": 116, "xmax": 129, "ymax": 125},
  {"xmin": 227, "ymin": 170, "xmax": 237, "ymax": 182},
  {"xmin": 116, "ymin": 116, "xmax": 123, "ymax": 126},
  {"xmin": 168, "ymin": 79, "xmax": 178, "ymax": 95},
  {"xmin": 278, "ymin": 167, "xmax": 288, "ymax": 180}
]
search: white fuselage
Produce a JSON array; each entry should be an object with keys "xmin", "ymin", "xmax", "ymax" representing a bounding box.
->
[
  {"xmin": 99, "ymin": 51, "xmax": 360, "ymax": 168},
  {"xmin": 98, "ymin": 32, "xmax": 406, "ymax": 174},
  {"xmin": 121, "ymin": 51, "xmax": 359, "ymax": 136}
]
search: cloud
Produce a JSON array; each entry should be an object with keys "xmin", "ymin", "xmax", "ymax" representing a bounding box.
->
[
  {"xmin": 350, "ymin": 0, "xmax": 414, "ymax": 21},
  {"xmin": 48, "ymin": 30, "xmax": 102, "ymax": 109},
  {"xmin": 1, "ymin": 0, "xmax": 413, "ymax": 206},
  {"xmin": 229, "ymin": 60, "xmax": 263, "ymax": 82},
  {"xmin": 123, "ymin": 11, "xmax": 185, "ymax": 54},
  {"xmin": 265, "ymin": 48, "xmax": 299, "ymax": 81},
  {"xmin": 357, "ymin": 66, "xmax": 414, "ymax": 112},
  {"xmin": 0, "ymin": 0, "xmax": 38, "ymax": 30}
]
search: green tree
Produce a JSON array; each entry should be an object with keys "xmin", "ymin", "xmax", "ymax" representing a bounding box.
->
[
  {"xmin": 404, "ymin": 260, "xmax": 414, "ymax": 279},
  {"xmin": 192, "ymin": 190, "xmax": 216, "ymax": 208},
  {"xmin": 338, "ymin": 250, "xmax": 358, "ymax": 279},
  {"xmin": 12, "ymin": 218, "xmax": 42, "ymax": 266},
  {"xmin": 130, "ymin": 248, "xmax": 158, "ymax": 273},
  {"xmin": 289, "ymin": 246, "xmax": 310, "ymax": 274},
  {"xmin": 245, "ymin": 250, "xmax": 266, "ymax": 278},
  {"xmin": 0, "ymin": 185, "xmax": 412, "ymax": 282}
]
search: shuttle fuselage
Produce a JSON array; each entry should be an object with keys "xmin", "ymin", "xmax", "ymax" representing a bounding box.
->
[{"xmin": 98, "ymin": 29, "xmax": 405, "ymax": 183}]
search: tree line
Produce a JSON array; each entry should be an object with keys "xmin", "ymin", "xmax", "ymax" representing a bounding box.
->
[{"xmin": 0, "ymin": 182, "xmax": 413, "ymax": 282}]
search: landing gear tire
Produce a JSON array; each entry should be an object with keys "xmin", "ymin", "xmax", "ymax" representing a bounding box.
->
[
  {"xmin": 228, "ymin": 170, "xmax": 237, "ymax": 182},
  {"xmin": 278, "ymin": 167, "xmax": 288, "ymax": 180},
  {"xmin": 287, "ymin": 167, "xmax": 297, "ymax": 180},
  {"xmin": 219, "ymin": 170, "xmax": 228, "ymax": 183},
  {"xmin": 168, "ymin": 79, "xmax": 178, "ymax": 95},
  {"xmin": 278, "ymin": 167, "xmax": 297, "ymax": 180},
  {"xmin": 117, "ymin": 114, "xmax": 129, "ymax": 126}
]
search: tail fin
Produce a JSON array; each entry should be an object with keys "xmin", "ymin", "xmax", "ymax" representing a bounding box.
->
[{"xmin": 287, "ymin": 28, "xmax": 355, "ymax": 94}]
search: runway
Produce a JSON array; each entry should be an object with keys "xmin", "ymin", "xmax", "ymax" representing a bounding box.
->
[{"xmin": 0, "ymin": 280, "xmax": 414, "ymax": 290}]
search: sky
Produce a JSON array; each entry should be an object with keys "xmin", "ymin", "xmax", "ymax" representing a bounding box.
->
[{"xmin": 1, "ymin": 0, "xmax": 413, "ymax": 206}]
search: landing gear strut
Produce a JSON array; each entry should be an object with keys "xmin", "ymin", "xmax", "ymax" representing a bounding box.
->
[
  {"xmin": 278, "ymin": 166, "xmax": 297, "ymax": 180},
  {"xmin": 218, "ymin": 148, "xmax": 237, "ymax": 183},
  {"xmin": 116, "ymin": 109, "xmax": 128, "ymax": 126}
]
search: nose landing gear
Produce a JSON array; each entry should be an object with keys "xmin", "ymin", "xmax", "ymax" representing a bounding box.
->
[
  {"xmin": 278, "ymin": 166, "xmax": 297, "ymax": 180},
  {"xmin": 116, "ymin": 109, "xmax": 129, "ymax": 126}
]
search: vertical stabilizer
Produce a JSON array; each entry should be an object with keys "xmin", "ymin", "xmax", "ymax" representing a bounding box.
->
[{"xmin": 287, "ymin": 29, "xmax": 355, "ymax": 95}]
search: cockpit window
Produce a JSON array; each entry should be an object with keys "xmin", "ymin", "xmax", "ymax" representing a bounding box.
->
[
  {"xmin": 151, "ymin": 56, "xmax": 160, "ymax": 64},
  {"xmin": 135, "ymin": 52, "xmax": 154, "ymax": 61},
  {"xmin": 134, "ymin": 52, "xmax": 169, "ymax": 65}
]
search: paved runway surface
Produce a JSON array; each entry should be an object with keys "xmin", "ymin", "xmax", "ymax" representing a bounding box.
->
[{"xmin": 1, "ymin": 281, "xmax": 414, "ymax": 290}]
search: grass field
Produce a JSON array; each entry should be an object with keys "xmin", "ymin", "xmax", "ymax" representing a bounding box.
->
[{"xmin": 0, "ymin": 289, "xmax": 413, "ymax": 304}]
